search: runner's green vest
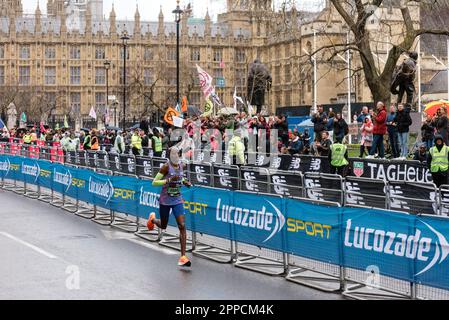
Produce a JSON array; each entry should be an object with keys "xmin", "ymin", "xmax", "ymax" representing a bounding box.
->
[
  {"xmin": 330, "ymin": 143, "xmax": 348, "ymax": 167},
  {"xmin": 152, "ymin": 136, "xmax": 162, "ymax": 152},
  {"xmin": 430, "ymin": 145, "xmax": 449, "ymax": 173}
]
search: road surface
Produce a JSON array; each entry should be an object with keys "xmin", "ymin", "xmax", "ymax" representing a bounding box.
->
[{"xmin": 0, "ymin": 189, "xmax": 341, "ymax": 300}]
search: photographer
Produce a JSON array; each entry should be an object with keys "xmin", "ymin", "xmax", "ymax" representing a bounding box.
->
[{"xmin": 311, "ymin": 105, "xmax": 328, "ymax": 140}]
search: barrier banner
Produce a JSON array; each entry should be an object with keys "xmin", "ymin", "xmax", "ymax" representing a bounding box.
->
[
  {"xmin": 388, "ymin": 181, "xmax": 437, "ymax": 215},
  {"xmin": 152, "ymin": 157, "xmax": 167, "ymax": 175},
  {"xmin": 136, "ymin": 180, "xmax": 160, "ymax": 219},
  {"xmin": 109, "ymin": 152, "xmax": 121, "ymax": 172},
  {"xmin": 96, "ymin": 151, "xmax": 110, "ymax": 171},
  {"xmin": 304, "ymin": 174, "xmax": 343, "ymax": 204},
  {"xmin": 270, "ymin": 171, "xmax": 303, "ymax": 198},
  {"xmin": 344, "ymin": 177, "xmax": 387, "ymax": 209},
  {"xmin": 213, "ymin": 164, "xmax": 239, "ymax": 190},
  {"xmin": 342, "ymin": 208, "xmax": 449, "ymax": 291},
  {"xmin": 187, "ymin": 186, "xmax": 234, "ymax": 240},
  {"xmin": 135, "ymin": 156, "xmax": 153, "ymax": 178},
  {"xmin": 240, "ymin": 167, "xmax": 270, "ymax": 193},
  {"xmin": 189, "ymin": 162, "xmax": 212, "ymax": 187},
  {"xmin": 86, "ymin": 151, "xmax": 98, "ymax": 168},
  {"xmin": 119, "ymin": 154, "xmax": 136, "ymax": 175},
  {"xmin": 285, "ymin": 198, "xmax": 341, "ymax": 264},
  {"xmin": 349, "ymin": 158, "xmax": 432, "ymax": 183},
  {"xmin": 3, "ymin": 154, "xmax": 449, "ymax": 291},
  {"xmin": 76, "ymin": 150, "xmax": 87, "ymax": 167},
  {"xmin": 231, "ymin": 191, "xmax": 285, "ymax": 252}
]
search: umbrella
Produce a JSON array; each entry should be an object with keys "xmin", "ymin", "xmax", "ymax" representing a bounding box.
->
[
  {"xmin": 297, "ymin": 119, "xmax": 314, "ymax": 127},
  {"xmin": 81, "ymin": 128, "xmax": 90, "ymax": 133},
  {"xmin": 105, "ymin": 125, "xmax": 121, "ymax": 131},
  {"xmin": 128, "ymin": 123, "xmax": 140, "ymax": 130},
  {"xmin": 424, "ymin": 100, "xmax": 449, "ymax": 117},
  {"xmin": 217, "ymin": 107, "xmax": 239, "ymax": 116}
]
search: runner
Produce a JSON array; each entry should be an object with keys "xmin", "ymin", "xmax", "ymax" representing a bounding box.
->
[{"xmin": 147, "ymin": 147, "xmax": 193, "ymax": 267}]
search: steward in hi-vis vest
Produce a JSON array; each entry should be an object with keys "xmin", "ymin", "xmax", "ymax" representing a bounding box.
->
[
  {"xmin": 328, "ymin": 138, "xmax": 349, "ymax": 176},
  {"xmin": 427, "ymin": 134, "xmax": 449, "ymax": 187}
]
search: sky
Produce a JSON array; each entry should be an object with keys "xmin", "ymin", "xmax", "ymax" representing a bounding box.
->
[{"xmin": 21, "ymin": 0, "xmax": 323, "ymax": 21}]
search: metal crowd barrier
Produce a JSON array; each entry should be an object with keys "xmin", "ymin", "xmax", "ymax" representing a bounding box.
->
[{"xmin": 2, "ymin": 151, "xmax": 449, "ymax": 300}]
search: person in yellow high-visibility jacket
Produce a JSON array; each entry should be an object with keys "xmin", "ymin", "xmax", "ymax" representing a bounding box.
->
[
  {"xmin": 427, "ymin": 134, "xmax": 449, "ymax": 187},
  {"xmin": 131, "ymin": 128, "xmax": 143, "ymax": 156},
  {"xmin": 228, "ymin": 129, "xmax": 245, "ymax": 165},
  {"xmin": 23, "ymin": 131, "xmax": 32, "ymax": 144},
  {"xmin": 328, "ymin": 138, "xmax": 349, "ymax": 176}
]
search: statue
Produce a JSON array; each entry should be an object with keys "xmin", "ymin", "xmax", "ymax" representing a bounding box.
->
[
  {"xmin": 247, "ymin": 59, "xmax": 272, "ymax": 114},
  {"xmin": 390, "ymin": 52, "xmax": 418, "ymax": 108},
  {"xmin": 6, "ymin": 102, "xmax": 17, "ymax": 130}
]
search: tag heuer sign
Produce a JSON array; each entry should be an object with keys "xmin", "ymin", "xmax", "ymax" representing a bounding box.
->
[{"xmin": 353, "ymin": 161, "xmax": 364, "ymax": 177}]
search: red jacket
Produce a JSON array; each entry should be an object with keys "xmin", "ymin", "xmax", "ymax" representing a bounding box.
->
[{"xmin": 373, "ymin": 108, "xmax": 387, "ymax": 135}]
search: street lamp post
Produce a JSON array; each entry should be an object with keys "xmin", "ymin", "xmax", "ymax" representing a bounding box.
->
[
  {"xmin": 121, "ymin": 31, "xmax": 130, "ymax": 131},
  {"xmin": 173, "ymin": 0, "xmax": 183, "ymax": 106},
  {"xmin": 104, "ymin": 60, "xmax": 111, "ymax": 126}
]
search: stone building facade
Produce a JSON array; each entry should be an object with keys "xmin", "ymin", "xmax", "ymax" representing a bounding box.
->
[{"xmin": 0, "ymin": 0, "xmax": 435, "ymax": 125}]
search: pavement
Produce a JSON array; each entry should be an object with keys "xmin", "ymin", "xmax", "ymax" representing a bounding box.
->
[{"xmin": 0, "ymin": 189, "xmax": 341, "ymax": 300}]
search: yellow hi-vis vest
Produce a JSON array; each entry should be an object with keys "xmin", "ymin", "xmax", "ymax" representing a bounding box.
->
[
  {"xmin": 430, "ymin": 145, "xmax": 449, "ymax": 173},
  {"xmin": 330, "ymin": 143, "xmax": 349, "ymax": 167},
  {"xmin": 152, "ymin": 136, "xmax": 162, "ymax": 152},
  {"xmin": 23, "ymin": 134, "xmax": 32, "ymax": 144},
  {"xmin": 131, "ymin": 134, "xmax": 142, "ymax": 150}
]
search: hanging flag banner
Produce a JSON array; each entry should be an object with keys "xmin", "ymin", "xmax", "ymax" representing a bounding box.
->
[
  {"xmin": 20, "ymin": 112, "xmax": 27, "ymax": 123},
  {"xmin": 89, "ymin": 106, "xmax": 97, "ymax": 120},
  {"xmin": 201, "ymin": 98, "xmax": 214, "ymax": 117},
  {"xmin": 64, "ymin": 115, "xmax": 69, "ymax": 128},
  {"xmin": 196, "ymin": 64, "xmax": 214, "ymax": 98},
  {"xmin": 164, "ymin": 107, "xmax": 181, "ymax": 126},
  {"xmin": 233, "ymin": 87, "xmax": 244, "ymax": 109},
  {"xmin": 181, "ymin": 96, "xmax": 188, "ymax": 113}
]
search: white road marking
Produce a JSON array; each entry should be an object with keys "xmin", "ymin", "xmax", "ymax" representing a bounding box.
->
[
  {"xmin": 126, "ymin": 238, "xmax": 178, "ymax": 255},
  {"xmin": 0, "ymin": 231, "xmax": 58, "ymax": 259}
]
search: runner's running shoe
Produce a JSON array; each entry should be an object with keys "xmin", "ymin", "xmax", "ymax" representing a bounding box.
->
[
  {"xmin": 178, "ymin": 256, "xmax": 191, "ymax": 267},
  {"xmin": 146, "ymin": 213, "xmax": 156, "ymax": 231}
]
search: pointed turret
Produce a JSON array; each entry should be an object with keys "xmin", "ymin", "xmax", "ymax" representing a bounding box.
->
[
  {"xmin": 204, "ymin": 9, "xmax": 211, "ymax": 37},
  {"xmin": 158, "ymin": 6, "xmax": 164, "ymax": 37},
  {"xmin": 85, "ymin": 1, "xmax": 92, "ymax": 35},
  {"xmin": 34, "ymin": 1, "xmax": 41, "ymax": 34},
  {"xmin": 109, "ymin": 4, "xmax": 117, "ymax": 35},
  {"xmin": 134, "ymin": 4, "xmax": 141, "ymax": 36}
]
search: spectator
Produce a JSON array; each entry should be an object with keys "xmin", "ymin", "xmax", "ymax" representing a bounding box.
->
[
  {"xmin": 131, "ymin": 128, "xmax": 142, "ymax": 156},
  {"xmin": 288, "ymin": 132, "xmax": 303, "ymax": 155},
  {"xmin": 83, "ymin": 130, "xmax": 92, "ymax": 150},
  {"xmin": 315, "ymin": 131, "xmax": 332, "ymax": 156},
  {"xmin": 413, "ymin": 143, "xmax": 428, "ymax": 162},
  {"xmin": 333, "ymin": 113, "xmax": 348, "ymax": 143},
  {"xmin": 90, "ymin": 129, "xmax": 100, "ymax": 151},
  {"xmin": 152, "ymin": 128, "xmax": 163, "ymax": 157},
  {"xmin": 328, "ymin": 137, "xmax": 349, "ymax": 176},
  {"xmin": 359, "ymin": 117, "xmax": 373, "ymax": 158},
  {"xmin": 311, "ymin": 105, "xmax": 328, "ymax": 140},
  {"xmin": 114, "ymin": 130, "xmax": 126, "ymax": 154},
  {"xmin": 433, "ymin": 107, "xmax": 448, "ymax": 146},
  {"xmin": 427, "ymin": 134, "xmax": 449, "ymax": 187},
  {"xmin": 228, "ymin": 129, "xmax": 245, "ymax": 165},
  {"xmin": 357, "ymin": 106, "xmax": 369, "ymax": 123},
  {"xmin": 274, "ymin": 114, "xmax": 289, "ymax": 147},
  {"xmin": 386, "ymin": 105, "xmax": 400, "ymax": 159},
  {"xmin": 421, "ymin": 114, "xmax": 435, "ymax": 151},
  {"xmin": 394, "ymin": 103, "xmax": 413, "ymax": 159},
  {"xmin": 367, "ymin": 101, "xmax": 387, "ymax": 159}
]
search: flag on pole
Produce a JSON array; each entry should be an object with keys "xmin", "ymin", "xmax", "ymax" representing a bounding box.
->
[
  {"xmin": 196, "ymin": 64, "xmax": 214, "ymax": 98},
  {"xmin": 0, "ymin": 118, "xmax": 5, "ymax": 129},
  {"xmin": 210, "ymin": 91, "xmax": 222, "ymax": 107},
  {"xmin": 55, "ymin": 123, "xmax": 60, "ymax": 130},
  {"xmin": 105, "ymin": 107, "xmax": 110, "ymax": 126},
  {"xmin": 20, "ymin": 112, "xmax": 27, "ymax": 123},
  {"xmin": 164, "ymin": 106, "xmax": 181, "ymax": 126},
  {"xmin": 64, "ymin": 115, "xmax": 69, "ymax": 128},
  {"xmin": 89, "ymin": 106, "xmax": 97, "ymax": 120},
  {"xmin": 233, "ymin": 87, "xmax": 244, "ymax": 109},
  {"xmin": 181, "ymin": 96, "xmax": 188, "ymax": 113}
]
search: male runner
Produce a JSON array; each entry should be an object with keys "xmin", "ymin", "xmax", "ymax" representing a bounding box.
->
[{"xmin": 147, "ymin": 147, "xmax": 192, "ymax": 267}]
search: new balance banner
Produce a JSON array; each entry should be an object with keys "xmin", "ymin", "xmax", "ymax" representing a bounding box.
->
[
  {"xmin": 189, "ymin": 162, "xmax": 212, "ymax": 187},
  {"xmin": 270, "ymin": 171, "xmax": 303, "ymax": 198},
  {"xmin": 135, "ymin": 156, "xmax": 153, "ymax": 178},
  {"xmin": 2, "ymin": 154, "xmax": 449, "ymax": 290},
  {"xmin": 240, "ymin": 167, "xmax": 270, "ymax": 193},
  {"xmin": 119, "ymin": 154, "xmax": 136, "ymax": 175},
  {"xmin": 388, "ymin": 181, "xmax": 437, "ymax": 215},
  {"xmin": 213, "ymin": 164, "xmax": 239, "ymax": 190},
  {"xmin": 345, "ymin": 177, "xmax": 387, "ymax": 209}
]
